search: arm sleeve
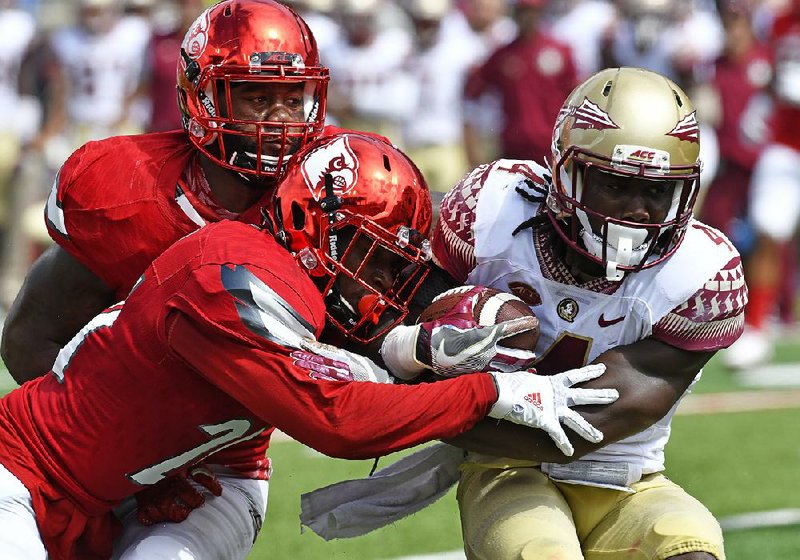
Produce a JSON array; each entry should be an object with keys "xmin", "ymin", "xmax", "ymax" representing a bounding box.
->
[
  {"xmin": 651, "ymin": 255, "xmax": 747, "ymax": 352},
  {"xmin": 44, "ymin": 144, "xmax": 143, "ymax": 294},
  {"xmin": 431, "ymin": 164, "xmax": 493, "ymax": 282},
  {"xmin": 164, "ymin": 298, "xmax": 497, "ymax": 461}
]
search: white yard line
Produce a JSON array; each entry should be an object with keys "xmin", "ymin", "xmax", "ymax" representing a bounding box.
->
[
  {"xmin": 719, "ymin": 508, "xmax": 800, "ymax": 531},
  {"xmin": 734, "ymin": 362, "xmax": 800, "ymax": 388},
  {"xmin": 677, "ymin": 389, "xmax": 800, "ymax": 415}
]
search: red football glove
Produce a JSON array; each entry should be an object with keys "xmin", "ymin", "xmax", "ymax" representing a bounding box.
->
[{"xmin": 136, "ymin": 466, "xmax": 223, "ymax": 526}]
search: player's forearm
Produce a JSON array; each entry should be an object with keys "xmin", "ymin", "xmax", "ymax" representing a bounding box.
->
[
  {"xmin": 167, "ymin": 310, "xmax": 500, "ymax": 460},
  {"xmin": 576, "ymin": 343, "xmax": 710, "ymax": 442},
  {"xmin": 0, "ymin": 327, "xmax": 61, "ymax": 384},
  {"xmin": 272, "ymin": 374, "xmax": 499, "ymax": 460},
  {"xmin": 445, "ymin": 418, "xmax": 576, "ymax": 461}
]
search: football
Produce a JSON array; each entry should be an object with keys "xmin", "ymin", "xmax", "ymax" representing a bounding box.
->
[{"xmin": 418, "ymin": 285, "xmax": 540, "ymax": 352}]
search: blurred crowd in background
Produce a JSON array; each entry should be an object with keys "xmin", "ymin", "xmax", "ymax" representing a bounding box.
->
[{"xmin": 1, "ymin": 0, "xmax": 799, "ymax": 368}]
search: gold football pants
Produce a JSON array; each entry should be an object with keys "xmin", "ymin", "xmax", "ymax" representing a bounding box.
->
[{"xmin": 457, "ymin": 464, "xmax": 724, "ymax": 560}]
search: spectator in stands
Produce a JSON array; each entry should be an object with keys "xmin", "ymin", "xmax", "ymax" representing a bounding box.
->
[
  {"xmin": 601, "ymin": 0, "xmax": 724, "ymax": 85},
  {"xmin": 699, "ymin": 0, "xmax": 771, "ymax": 244},
  {"xmin": 456, "ymin": 0, "xmax": 516, "ymax": 168},
  {"xmin": 31, "ymin": 0, "xmax": 151, "ymax": 167},
  {"xmin": 550, "ymin": 0, "xmax": 617, "ymax": 80},
  {"xmin": 0, "ymin": 0, "xmax": 40, "ymax": 306},
  {"xmin": 134, "ymin": 0, "xmax": 206, "ymax": 132}
]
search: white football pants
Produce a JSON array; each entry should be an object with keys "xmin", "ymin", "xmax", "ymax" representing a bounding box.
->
[
  {"xmin": 750, "ymin": 143, "xmax": 800, "ymax": 241},
  {"xmin": 113, "ymin": 475, "xmax": 269, "ymax": 560},
  {"xmin": 0, "ymin": 462, "xmax": 47, "ymax": 559},
  {"xmin": 0, "ymin": 463, "xmax": 269, "ymax": 560}
]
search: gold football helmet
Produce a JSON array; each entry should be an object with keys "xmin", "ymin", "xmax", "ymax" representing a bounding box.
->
[{"xmin": 548, "ymin": 67, "xmax": 701, "ymax": 280}]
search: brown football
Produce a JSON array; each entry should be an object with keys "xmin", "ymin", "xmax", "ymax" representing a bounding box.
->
[{"xmin": 418, "ymin": 285, "xmax": 540, "ymax": 352}]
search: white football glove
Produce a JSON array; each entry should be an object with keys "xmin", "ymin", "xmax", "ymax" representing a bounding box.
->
[
  {"xmin": 488, "ymin": 364, "xmax": 618, "ymax": 456},
  {"xmin": 292, "ymin": 339, "xmax": 394, "ymax": 384}
]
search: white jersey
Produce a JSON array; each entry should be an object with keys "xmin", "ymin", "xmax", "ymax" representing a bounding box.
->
[
  {"xmin": 50, "ymin": 17, "xmax": 150, "ymax": 127},
  {"xmin": 0, "ymin": 8, "xmax": 38, "ymax": 139},
  {"xmin": 326, "ymin": 27, "xmax": 414, "ymax": 122},
  {"xmin": 0, "ymin": 9, "xmax": 35, "ymax": 105},
  {"xmin": 398, "ymin": 15, "xmax": 482, "ymax": 147},
  {"xmin": 433, "ymin": 160, "xmax": 746, "ymax": 475}
]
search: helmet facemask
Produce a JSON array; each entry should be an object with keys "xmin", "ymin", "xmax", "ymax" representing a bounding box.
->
[
  {"xmin": 273, "ymin": 132, "xmax": 434, "ymax": 343},
  {"xmin": 550, "ymin": 145, "xmax": 700, "ymax": 280},
  {"xmin": 184, "ymin": 57, "xmax": 328, "ymax": 183},
  {"xmin": 280, "ymin": 203, "xmax": 432, "ymax": 344}
]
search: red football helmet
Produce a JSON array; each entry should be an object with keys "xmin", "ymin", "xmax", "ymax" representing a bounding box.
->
[
  {"xmin": 273, "ymin": 132, "xmax": 433, "ymax": 343},
  {"xmin": 177, "ymin": 0, "xmax": 329, "ymax": 181}
]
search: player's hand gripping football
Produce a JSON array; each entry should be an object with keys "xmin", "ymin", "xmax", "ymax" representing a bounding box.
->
[
  {"xmin": 135, "ymin": 466, "xmax": 222, "ymax": 525},
  {"xmin": 291, "ymin": 338, "xmax": 395, "ymax": 383},
  {"xmin": 488, "ymin": 364, "xmax": 618, "ymax": 457},
  {"xmin": 382, "ymin": 286, "xmax": 540, "ymax": 379}
]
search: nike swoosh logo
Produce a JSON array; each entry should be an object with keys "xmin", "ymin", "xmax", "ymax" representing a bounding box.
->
[
  {"xmin": 432, "ymin": 324, "xmax": 504, "ymax": 370},
  {"xmin": 598, "ymin": 314, "xmax": 625, "ymax": 327}
]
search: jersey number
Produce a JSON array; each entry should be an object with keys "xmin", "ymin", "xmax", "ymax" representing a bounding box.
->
[
  {"xmin": 128, "ymin": 419, "xmax": 264, "ymax": 486},
  {"xmin": 533, "ymin": 332, "xmax": 593, "ymax": 375}
]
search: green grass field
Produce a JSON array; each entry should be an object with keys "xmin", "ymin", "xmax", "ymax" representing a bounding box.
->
[{"xmin": 0, "ymin": 344, "xmax": 798, "ymax": 559}]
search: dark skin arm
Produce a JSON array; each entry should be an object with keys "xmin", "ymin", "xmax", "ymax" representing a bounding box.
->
[
  {"xmin": 446, "ymin": 338, "xmax": 714, "ymax": 463},
  {"xmin": 1, "ymin": 245, "xmax": 116, "ymax": 383}
]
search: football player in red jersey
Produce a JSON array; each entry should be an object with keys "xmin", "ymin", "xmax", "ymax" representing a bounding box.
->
[
  {"xmin": 2, "ymin": 0, "xmax": 367, "ymax": 557},
  {"xmin": 0, "ymin": 132, "xmax": 617, "ymax": 560},
  {"xmin": 5, "ymin": 0, "xmax": 330, "ymax": 380}
]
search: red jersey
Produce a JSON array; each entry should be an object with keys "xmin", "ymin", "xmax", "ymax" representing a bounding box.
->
[
  {"xmin": 770, "ymin": 10, "xmax": 800, "ymax": 151},
  {"xmin": 711, "ymin": 45, "xmax": 772, "ymax": 169},
  {"xmin": 43, "ymin": 127, "xmax": 388, "ymax": 481},
  {"xmin": 0, "ymin": 221, "xmax": 496, "ymax": 560},
  {"xmin": 45, "ymin": 130, "xmax": 271, "ymax": 300},
  {"xmin": 45, "ymin": 127, "xmax": 389, "ymax": 300},
  {"xmin": 464, "ymin": 33, "xmax": 577, "ymax": 162}
]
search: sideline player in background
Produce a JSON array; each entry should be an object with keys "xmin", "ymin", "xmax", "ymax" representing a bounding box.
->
[
  {"xmin": 725, "ymin": 0, "xmax": 800, "ymax": 368},
  {"xmin": 0, "ymin": 132, "xmax": 617, "ymax": 560},
  {"xmin": 381, "ymin": 67, "xmax": 745, "ymax": 559}
]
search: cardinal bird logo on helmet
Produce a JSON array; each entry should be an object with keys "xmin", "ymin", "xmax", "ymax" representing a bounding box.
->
[
  {"xmin": 300, "ymin": 135, "xmax": 360, "ymax": 200},
  {"xmin": 183, "ymin": 12, "xmax": 210, "ymax": 59}
]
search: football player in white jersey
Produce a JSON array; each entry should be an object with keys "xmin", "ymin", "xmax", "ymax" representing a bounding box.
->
[
  {"xmin": 380, "ymin": 67, "xmax": 746, "ymax": 559},
  {"xmin": 32, "ymin": 0, "xmax": 150, "ymax": 167}
]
